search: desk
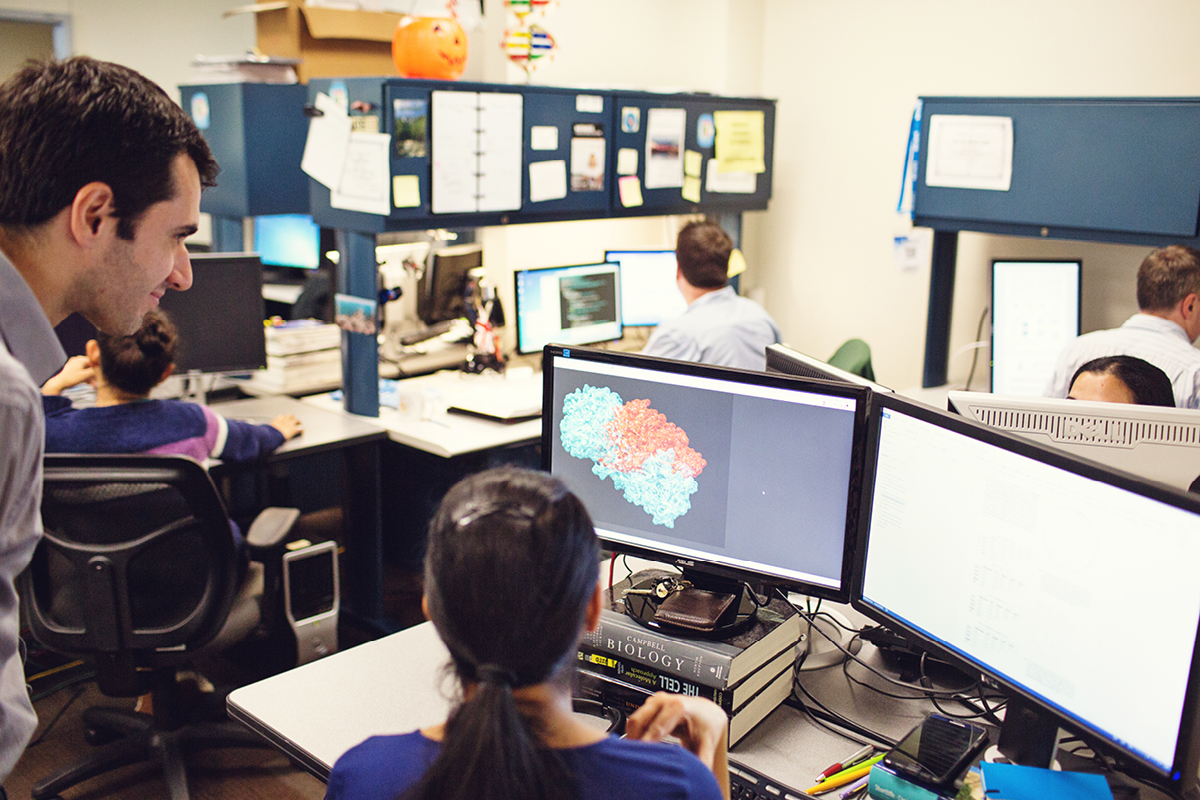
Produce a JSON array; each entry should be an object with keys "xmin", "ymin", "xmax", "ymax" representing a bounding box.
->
[{"xmin": 209, "ymin": 396, "xmax": 390, "ymax": 628}]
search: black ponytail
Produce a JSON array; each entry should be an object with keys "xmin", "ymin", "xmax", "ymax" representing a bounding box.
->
[{"xmin": 96, "ymin": 308, "xmax": 177, "ymax": 396}]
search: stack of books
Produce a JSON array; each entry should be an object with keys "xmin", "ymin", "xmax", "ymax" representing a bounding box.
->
[
  {"xmin": 575, "ymin": 574, "xmax": 802, "ymax": 746},
  {"xmin": 255, "ymin": 320, "xmax": 342, "ymax": 394}
]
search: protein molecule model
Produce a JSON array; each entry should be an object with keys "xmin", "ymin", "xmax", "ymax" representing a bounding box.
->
[{"xmin": 560, "ymin": 385, "xmax": 706, "ymax": 528}]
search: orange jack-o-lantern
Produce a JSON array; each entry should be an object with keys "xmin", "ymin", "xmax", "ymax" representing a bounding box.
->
[{"xmin": 392, "ymin": 16, "xmax": 468, "ymax": 80}]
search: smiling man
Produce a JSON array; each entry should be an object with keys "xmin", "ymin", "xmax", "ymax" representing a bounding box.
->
[{"xmin": 0, "ymin": 56, "xmax": 217, "ymax": 783}]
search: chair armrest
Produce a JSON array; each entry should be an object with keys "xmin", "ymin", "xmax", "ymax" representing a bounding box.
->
[{"xmin": 244, "ymin": 507, "xmax": 300, "ymax": 554}]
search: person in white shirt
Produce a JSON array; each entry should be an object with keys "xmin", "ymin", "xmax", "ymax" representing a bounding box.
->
[
  {"xmin": 1046, "ymin": 244, "xmax": 1200, "ymax": 408},
  {"xmin": 642, "ymin": 220, "xmax": 781, "ymax": 371}
]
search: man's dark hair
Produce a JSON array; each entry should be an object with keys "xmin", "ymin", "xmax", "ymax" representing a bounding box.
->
[
  {"xmin": 0, "ymin": 56, "xmax": 218, "ymax": 241},
  {"xmin": 96, "ymin": 309, "xmax": 178, "ymax": 396},
  {"xmin": 1136, "ymin": 245, "xmax": 1200, "ymax": 311},
  {"xmin": 1070, "ymin": 355, "xmax": 1176, "ymax": 407},
  {"xmin": 676, "ymin": 219, "xmax": 733, "ymax": 290}
]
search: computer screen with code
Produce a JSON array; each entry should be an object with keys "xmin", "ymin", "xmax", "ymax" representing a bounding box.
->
[{"xmin": 514, "ymin": 262, "xmax": 622, "ymax": 354}]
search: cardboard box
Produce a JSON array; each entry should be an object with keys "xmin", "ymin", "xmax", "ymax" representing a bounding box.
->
[{"xmin": 244, "ymin": 1, "xmax": 405, "ymax": 82}]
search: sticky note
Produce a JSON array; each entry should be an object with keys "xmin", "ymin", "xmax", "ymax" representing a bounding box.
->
[
  {"xmin": 684, "ymin": 149, "xmax": 702, "ymax": 178},
  {"xmin": 530, "ymin": 125, "xmax": 558, "ymax": 151},
  {"xmin": 616, "ymin": 148, "xmax": 638, "ymax": 176},
  {"xmin": 713, "ymin": 110, "xmax": 766, "ymax": 173},
  {"xmin": 618, "ymin": 175, "xmax": 644, "ymax": 207},
  {"xmin": 392, "ymin": 175, "xmax": 421, "ymax": 208},
  {"xmin": 682, "ymin": 175, "xmax": 701, "ymax": 203},
  {"xmin": 727, "ymin": 248, "xmax": 747, "ymax": 278},
  {"xmin": 529, "ymin": 160, "xmax": 568, "ymax": 203}
]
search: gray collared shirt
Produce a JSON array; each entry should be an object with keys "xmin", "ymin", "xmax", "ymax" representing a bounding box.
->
[
  {"xmin": 642, "ymin": 285, "xmax": 782, "ymax": 371},
  {"xmin": 0, "ymin": 250, "xmax": 62, "ymax": 780}
]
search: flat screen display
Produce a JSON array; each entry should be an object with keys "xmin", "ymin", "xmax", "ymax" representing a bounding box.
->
[
  {"xmin": 605, "ymin": 249, "xmax": 687, "ymax": 327},
  {"xmin": 254, "ymin": 214, "xmax": 320, "ymax": 270},
  {"xmin": 990, "ymin": 259, "xmax": 1081, "ymax": 395},
  {"xmin": 159, "ymin": 253, "xmax": 266, "ymax": 374},
  {"xmin": 544, "ymin": 346, "xmax": 867, "ymax": 600},
  {"xmin": 515, "ymin": 263, "xmax": 622, "ymax": 354}
]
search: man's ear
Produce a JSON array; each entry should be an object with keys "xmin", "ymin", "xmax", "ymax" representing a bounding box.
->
[
  {"xmin": 69, "ymin": 182, "xmax": 116, "ymax": 244},
  {"xmin": 421, "ymin": 594, "xmax": 430, "ymax": 621}
]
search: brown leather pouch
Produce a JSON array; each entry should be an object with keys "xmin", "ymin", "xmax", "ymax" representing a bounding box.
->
[{"xmin": 653, "ymin": 588, "xmax": 736, "ymax": 632}]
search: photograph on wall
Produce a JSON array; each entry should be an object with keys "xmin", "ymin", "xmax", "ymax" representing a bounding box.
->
[
  {"xmin": 644, "ymin": 108, "xmax": 686, "ymax": 189},
  {"xmin": 570, "ymin": 122, "xmax": 605, "ymax": 192},
  {"xmin": 393, "ymin": 98, "xmax": 428, "ymax": 158}
]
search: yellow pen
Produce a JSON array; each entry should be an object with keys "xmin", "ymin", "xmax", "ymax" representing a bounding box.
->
[{"xmin": 804, "ymin": 755, "xmax": 884, "ymax": 795}]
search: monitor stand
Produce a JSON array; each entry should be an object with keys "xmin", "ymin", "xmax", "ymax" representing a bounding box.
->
[
  {"xmin": 983, "ymin": 696, "xmax": 1061, "ymax": 769},
  {"xmin": 622, "ymin": 570, "xmax": 758, "ymax": 640}
]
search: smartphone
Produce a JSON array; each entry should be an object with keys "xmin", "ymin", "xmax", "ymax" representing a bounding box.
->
[
  {"xmin": 283, "ymin": 540, "xmax": 339, "ymax": 666},
  {"xmin": 880, "ymin": 713, "xmax": 990, "ymax": 789}
]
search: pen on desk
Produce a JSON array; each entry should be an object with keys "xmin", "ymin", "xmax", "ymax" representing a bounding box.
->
[
  {"xmin": 838, "ymin": 775, "xmax": 870, "ymax": 799},
  {"xmin": 805, "ymin": 755, "xmax": 883, "ymax": 795},
  {"xmin": 815, "ymin": 744, "xmax": 874, "ymax": 780}
]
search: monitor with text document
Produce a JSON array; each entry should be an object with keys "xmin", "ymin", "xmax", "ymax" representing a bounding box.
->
[
  {"xmin": 543, "ymin": 345, "xmax": 869, "ymax": 602},
  {"xmin": 990, "ymin": 259, "xmax": 1081, "ymax": 395},
  {"xmin": 605, "ymin": 249, "xmax": 687, "ymax": 328},
  {"xmin": 515, "ymin": 263, "xmax": 622, "ymax": 355},
  {"xmin": 854, "ymin": 393, "xmax": 1200, "ymax": 791}
]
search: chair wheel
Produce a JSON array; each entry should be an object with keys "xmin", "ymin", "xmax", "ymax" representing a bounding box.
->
[{"xmin": 84, "ymin": 726, "xmax": 120, "ymax": 746}]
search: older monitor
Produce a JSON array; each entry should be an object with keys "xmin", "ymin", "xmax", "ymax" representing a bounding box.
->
[
  {"xmin": 947, "ymin": 390, "xmax": 1200, "ymax": 490},
  {"xmin": 855, "ymin": 394, "xmax": 1200, "ymax": 789},
  {"xmin": 990, "ymin": 259, "xmax": 1081, "ymax": 395},
  {"xmin": 543, "ymin": 345, "xmax": 869, "ymax": 602},
  {"xmin": 515, "ymin": 263, "xmax": 622, "ymax": 355},
  {"xmin": 158, "ymin": 252, "xmax": 266, "ymax": 374}
]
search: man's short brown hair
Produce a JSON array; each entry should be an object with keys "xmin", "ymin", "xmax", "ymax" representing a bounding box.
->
[
  {"xmin": 676, "ymin": 220, "xmax": 732, "ymax": 290},
  {"xmin": 1136, "ymin": 245, "xmax": 1200, "ymax": 311}
]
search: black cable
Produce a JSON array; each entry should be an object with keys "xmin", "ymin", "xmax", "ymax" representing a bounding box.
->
[
  {"xmin": 789, "ymin": 670, "xmax": 895, "ymax": 748},
  {"xmin": 27, "ymin": 684, "xmax": 88, "ymax": 749},
  {"xmin": 965, "ymin": 306, "xmax": 990, "ymax": 391},
  {"xmin": 31, "ymin": 670, "xmax": 96, "ymax": 702}
]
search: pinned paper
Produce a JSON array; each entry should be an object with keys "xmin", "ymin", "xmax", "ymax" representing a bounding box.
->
[
  {"xmin": 644, "ymin": 108, "xmax": 685, "ymax": 189},
  {"xmin": 302, "ymin": 92, "xmax": 352, "ymax": 190},
  {"xmin": 925, "ymin": 114, "xmax": 1013, "ymax": 191},
  {"xmin": 684, "ymin": 149, "xmax": 702, "ymax": 178},
  {"xmin": 705, "ymin": 159, "xmax": 756, "ymax": 193},
  {"xmin": 392, "ymin": 175, "xmax": 421, "ymax": 208},
  {"xmin": 331, "ymin": 132, "xmax": 392, "ymax": 216},
  {"xmin": 576, "ymin": 94, "xmax": 603, "ymax": 113},
  {"xmin": 529, "ymin": 160, "xmax": 567, "ymax": 202},
  {"xmin": 682, "ymin": 175, "xmax": 701, "ymax": 204},
  {"xmin": 616, "ymin": 148, "xmax": 638, "ymax": 176},
  {"xmin": 728, "ymin": 248, "xmax": 747, "ymax": 278},
  {"xmin": 334, "ymin": 293, "xmax": 377, "ymax": 336},
  {"xmin": 713, "ymin": 110, "xmax": 765, "ymax": 173},
  {"xmin": 621, "ymin": 106, "xmax": 640, "ymax": 134},
  {"xmin": 530, "ymin": 125, "xmax": 559, "ymax": 151},
  {"xmin": 618, "ymin": 175, "xmax": 644, "ymax": 207}
]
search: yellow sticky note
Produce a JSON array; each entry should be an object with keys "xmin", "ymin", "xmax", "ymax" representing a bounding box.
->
[
  {"xmin": 713, "ymin": 110, "xmax": 765, "ymax": 173},
  {"xmin": 392, "ymin": 174, "xmax": 421, "ymax": 208},
  {"xmin": 682, "ymin": 175, "xmax": 701, "ymax": 204},
  {"xmin": 684, "ymin": 149, "xmax": 702, "ymax": 178},
  {"xmin": 727, "ymin": 248, "xmax": 747, "ymax": 278},
  {"xmin": 618, "ymin": 175, "xmax": 643, "ymax": 207}
]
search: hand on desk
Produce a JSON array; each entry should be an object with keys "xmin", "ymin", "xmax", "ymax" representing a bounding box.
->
[
  {"xmin": 271, "ymin": 414, "xmax": 304, "ymax": 440},
  {"xmin": 626, "ymin": 692, "xmax": 731, "ymax": 797}
]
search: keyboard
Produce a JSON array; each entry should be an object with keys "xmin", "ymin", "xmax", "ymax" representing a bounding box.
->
[{"xmin": 729, "ymin": 759, "xmax": 807, "ymax": 800}]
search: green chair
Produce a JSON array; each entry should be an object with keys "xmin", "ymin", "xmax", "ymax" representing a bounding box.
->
[{"xmin": 827, "ymin": 338, "xmax": 876, "ymax": 381}]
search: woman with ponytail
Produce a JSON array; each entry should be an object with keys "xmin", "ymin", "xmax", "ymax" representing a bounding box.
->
[
  {"xmin": 40, "ymin": 308, "xmax": 301, "ymax": 461},
  {"xmin": 325, "ymin": 467, "xmax": 730, "ymax": 800}
]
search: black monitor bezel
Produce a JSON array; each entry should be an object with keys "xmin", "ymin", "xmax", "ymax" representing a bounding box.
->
[
  {"xmin": 988, "ymin": 258, "xmax": 1081, "ymax": 394},
  {"xmin": 514, "ymin": 262, "xmax": 623, "ymax": 355},
  {"xmin": 604, "ymin": 248, "xmax": 680, "ymax": 328},
  {"xmin": 542, "ymin": 344, "xmax": 872, "ymax": 604},
  {"xmin": 851, "ymin": 391, "xmax": 1200, "ymax": 788}
]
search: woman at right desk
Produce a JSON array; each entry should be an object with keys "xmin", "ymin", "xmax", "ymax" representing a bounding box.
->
[
  {"xmin": 324, "ymin": 467, "xmax": 730, "ymax": 800},
  {"xmin": 1066, "ymin": 355, "xmax": 1175, "ymax": 407}
]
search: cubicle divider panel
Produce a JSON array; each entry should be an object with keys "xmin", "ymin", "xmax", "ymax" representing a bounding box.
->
[
  {"xmin": 521, "ymin": 87, "xmax": 612, "ymax": 216},
  {"xmin": 608, "ymin": 93, "xmax": 774, "ymax": 217},
  {"xmin": 914, "ymin": 97, "xmax": 1200, "ymax": 240}
]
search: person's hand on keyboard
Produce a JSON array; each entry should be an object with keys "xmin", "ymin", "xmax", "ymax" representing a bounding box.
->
[{"xmin": 626, "ymin": 692, "xmax": 731, "ymax": 799}]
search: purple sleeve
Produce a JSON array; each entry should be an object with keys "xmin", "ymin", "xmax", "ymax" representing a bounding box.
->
[{"xmin": 214, "ymin": 412, "xmax": 286, "ymax": 462}]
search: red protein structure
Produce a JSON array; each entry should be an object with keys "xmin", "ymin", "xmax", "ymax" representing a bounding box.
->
[{"xmin": 599, "ymin": 398, "xmax": 706, "ymax": 478}]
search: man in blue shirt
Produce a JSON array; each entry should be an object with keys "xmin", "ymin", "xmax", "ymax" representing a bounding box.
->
[
  {"xmin": 0, "ymin": 56, "xmax": 217, "ymax": 784},
  {"xmin": 642, "ymin": 220, "xmax": 781, "ymax": 371}
]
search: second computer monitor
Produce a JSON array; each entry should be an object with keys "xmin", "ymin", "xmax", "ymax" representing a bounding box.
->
[
  {"xmin": 514, "ymin": 262, "xmax": 622, "ymax": 354},
  {"xmin": 605, "ymin": 249, "xmax": 687, "ymax": 327},
  {"xmin": 158, "ymin": 252, "xmax": 266, "ymax": 374},
  {"xmin": 990, "ymin": 259, "xmax": 1081, "ymax": 395},
  {"xmin": 253, "ymin": 214, "xmax": 321, "ymax": 271}
]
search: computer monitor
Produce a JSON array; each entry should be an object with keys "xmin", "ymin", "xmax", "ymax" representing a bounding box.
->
[
  {"xmin": 419, "ymin": 243, "xmax": 483, "ymax": 325},
  {"xmin": 854, "ymin": 393, "xmax": 1200, "ymax": 789},
  {"xmin": 253, "ymin": 214, "xmax": 321, "ymax": 271},
  {"xmin": 990, "ymin": 259, "xmax": 1081, "ymax": 395},
  {"xmin": 604, "ymin": 249, "xmax": 687, "ymax": 327},
  {"xmin": 765, "ymin": 343, "xmax": 893, "ymax": 393},
  {"xmin": 947, "ymin": 390, "xmax": 1200, "ymax": 490},
  {"xmin": 158, "ymin": 252, "xmax": 266, "ymax": 374},
  {"xmin": 543, "ymin": 345, "xmax": 869, "ymax": 602},
  {"xmin": 515, "ymin": 263, "xmax": 622, "ymax": 355}
]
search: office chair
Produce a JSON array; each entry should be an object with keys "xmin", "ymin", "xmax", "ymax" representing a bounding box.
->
[
  {"xmin": 827, "ymin": 338, "xmax": 876, "ymax": 381},
  {"xmin": 21, "ymin": 453, "xmax": 300, "ymax": 800}
]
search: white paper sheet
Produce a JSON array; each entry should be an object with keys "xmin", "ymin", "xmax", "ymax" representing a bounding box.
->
[
  {"xmin": 477, "ymin": 92, "xmax": 524, "ymax": 213},
  {"xmin": 925, "ymin": 114, "xmax": 1013, "ymax": 191},
  {"xmin": 529, "ymin": 160, "xmax": 567, "ymax": 203},
  {"xmin": 530, "ymin": 125, "xmax": 558, "ymax": 151},
  {"xmin": 331, "ymin": 132, "xmax": 392, "ymax": 215},
  {"xmin": 430, "ymin": 90, "xmax": 480, "ymax": 214},
  {"xmin": 705, "ymin": 159, "xmax": 756, "ymax": 193},
  {"xmin": 301, "ymin": 92, "xmax": 352, "ymax": 190},
  {"xmin": 616, "ymin": 148, "xmax": 638, "ymax": 176},
  {"xmin": 644, "ymin": 108, "xmax": 686, "ymax": 189}
]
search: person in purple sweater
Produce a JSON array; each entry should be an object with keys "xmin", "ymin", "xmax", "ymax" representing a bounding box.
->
[{"xmin": 41, "ymin": 308, "xmax": 301, "ymax": 459}]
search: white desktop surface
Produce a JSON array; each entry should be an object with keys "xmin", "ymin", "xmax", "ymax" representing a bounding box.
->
[{"xmin": 302, "ymin": 369, "xmax": 542, "ymax": 458}]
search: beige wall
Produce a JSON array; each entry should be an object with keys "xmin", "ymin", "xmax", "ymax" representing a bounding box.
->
[{"xmin": 0, "ymin": 18, "xmax": 54, "ymax": 81}]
